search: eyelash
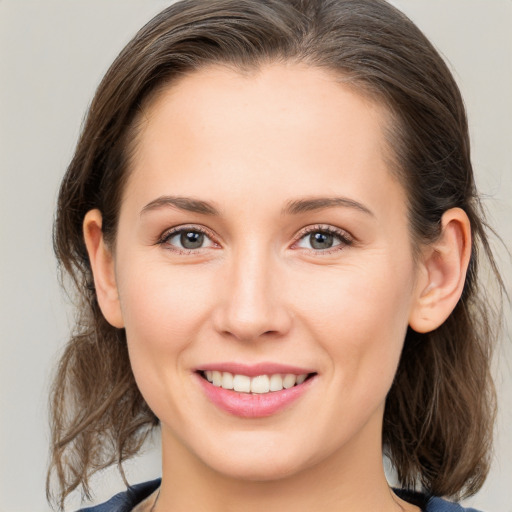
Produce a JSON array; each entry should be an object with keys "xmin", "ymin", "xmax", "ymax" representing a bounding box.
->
[
  {"xmin": 157, "ymin": 224, "xmax": 354, "ymax": 255},
  {"xmin": 157, "ymin": 224, "xmax": 219, "ymax": 255},
  {"xmin": 292, "ymin": 224, "xmax": 354, "ymax": 254}
]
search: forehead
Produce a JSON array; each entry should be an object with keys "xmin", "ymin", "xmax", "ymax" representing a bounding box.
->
[
  {"xmin": 124, "ymin": 63, "xmax": 404, "ymax": 220},
  {"xmin": 137, "ymin": 63, "xmax": 390, "ymax": 151}
]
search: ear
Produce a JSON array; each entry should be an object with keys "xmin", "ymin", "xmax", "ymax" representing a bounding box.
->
[
  {"xmin": 83, "ymin": 209, "xmax": 124, "ymax": 328},
  {"xmin": 409, "ymin": 207, "xmax": 472, "ymax": 333}
]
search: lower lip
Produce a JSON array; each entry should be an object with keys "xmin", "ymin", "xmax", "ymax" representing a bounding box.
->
[{"xmin": 196, "ymin": 374, "xmax": 316, "ymax": 418}]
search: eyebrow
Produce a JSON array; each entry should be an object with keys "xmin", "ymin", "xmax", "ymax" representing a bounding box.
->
[
  {"xmin": 140, "ymin": 195, "xmax": 374, "ymax": 217},
  {"xmin": 141, "ymin": 196, "xmax": 220, "ymax": 216},
  {"xmin": 282, "ymin": 197, "xmax": 374, "ymax": 217}
]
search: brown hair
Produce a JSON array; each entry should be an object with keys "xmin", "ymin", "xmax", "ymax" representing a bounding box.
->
[{"xmin": 48, "ymin": 0, "xmax": 505, "ymax": 508}]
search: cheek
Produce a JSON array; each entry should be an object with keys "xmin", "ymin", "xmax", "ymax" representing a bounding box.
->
[
  {"xmin": 119, "ymin": 259, "xmax": 213, "ymax": 339},
  {"xmin": 294, "ymin": 257, "xmax": 414, "ymax": 387},
  {"xmin": 116, "ymin": 260, "xmax": 216, "ymax": 389},
  {"xmin": 116, "ymin": 262, "xmax": 222, "ymax": 425}
]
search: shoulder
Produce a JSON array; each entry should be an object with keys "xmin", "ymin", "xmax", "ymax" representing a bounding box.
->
[
  {"xmin": 424, "ymin": 496, "xmax": 482, "ymax": 512},
  {"xmin": 394, "ymin": 489, "xmax": 483, "ymax": 512},
  {"xmin": 76, "ymin": 479, "xmax": 161, "ymax": 512}
]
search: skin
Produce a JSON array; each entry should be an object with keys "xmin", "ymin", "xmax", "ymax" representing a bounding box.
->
[{"xmin": 84, "ymin": 63, "xmax": 471, "ymax": 512}]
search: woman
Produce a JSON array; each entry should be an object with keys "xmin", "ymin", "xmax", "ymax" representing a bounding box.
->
[{"xmin": 47, "ymin": 0, "xmax": 505, "ymax": 510}]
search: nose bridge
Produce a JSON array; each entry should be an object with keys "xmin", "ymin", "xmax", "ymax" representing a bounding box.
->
[{"xmin": 214, "ymin": 240, "xmax": 290, "ymax": 341}]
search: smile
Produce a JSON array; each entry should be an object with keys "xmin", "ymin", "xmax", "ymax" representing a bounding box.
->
[
  {"xmin": 202, "ymin": 370, "xmax": 310, "ymax": 394},
  {"xmin": 196, "ymin": 364, "xmax": 317, "ymax": 418}
]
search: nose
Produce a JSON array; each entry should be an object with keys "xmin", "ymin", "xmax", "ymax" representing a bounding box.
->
[{"xmin": 212, "ymin": 244, "xmax": 292, "ymax": 342}]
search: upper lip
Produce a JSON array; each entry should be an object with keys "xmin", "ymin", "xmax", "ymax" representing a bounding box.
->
[{"xmin": 196, "ymin": 362, "xmax": 316, "ymax": 377}]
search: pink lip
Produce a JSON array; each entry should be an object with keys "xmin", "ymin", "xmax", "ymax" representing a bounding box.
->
[
  {"xmin": 197, "ymin": 362, "xmax": 315, "ymax": 377},
  {"xmin": 195, "ymin": 371, "xmax": 317, "ymax": 419}
]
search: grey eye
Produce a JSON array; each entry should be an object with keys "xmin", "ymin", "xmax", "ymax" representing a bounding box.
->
[
  {"xmin": 180, "ymin": 231, "xmax": 204, "ymax": 249},
  {"xmin": 296, "ymin": 229, "xmax": 346, "ymax": 251},
  {"xmin": 165, "ymin": 229, "xmax": 215, "ymax": 250},
  {"xmin": 309, "ymin": 232, "xmax": 334, "ymax": 250}
]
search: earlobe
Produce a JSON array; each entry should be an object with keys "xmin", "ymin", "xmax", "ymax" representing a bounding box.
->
[
  {"xmin": 83, "ymin": 209, "xmax": 125, "ymax": 328},
  {"xmin": 409, "ymin": 208, "xmax": 472, "ymax": 333}
]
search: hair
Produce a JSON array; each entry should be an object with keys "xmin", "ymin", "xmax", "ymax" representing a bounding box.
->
[{"xmin": 48, "ymin": 0, "xmax": 505, "ymax": 509}]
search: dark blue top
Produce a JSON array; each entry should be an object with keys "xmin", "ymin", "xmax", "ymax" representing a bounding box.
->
[{"xmin": 77, "ymin": 479, "xmax": 482, "ymax": 512}]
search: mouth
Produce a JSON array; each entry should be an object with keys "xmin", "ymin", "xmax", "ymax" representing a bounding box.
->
[
  {"xmin": 198, "ymin": 370, "xmax": 316, "ymax": 394},
  {"xmin": 195, "ymin": 364, "xmax": 318, "ymax": 418}
]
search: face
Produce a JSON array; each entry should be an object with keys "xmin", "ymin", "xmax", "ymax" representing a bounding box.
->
[{"xmin": 105, "ymin": 64, "xmax": 421, "ymax": 480}]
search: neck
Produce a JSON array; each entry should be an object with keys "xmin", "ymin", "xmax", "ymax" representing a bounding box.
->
[{"xmin": 156, "ymin": 415, "xmax": 418, "ymax": 512}]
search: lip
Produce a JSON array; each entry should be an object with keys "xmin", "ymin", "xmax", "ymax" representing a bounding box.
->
[
  {"xmin": 196, "ymin": 362, "xmax": 316, "ymax": 377},
  {"xmin": 195, "ymin": 368, "xmax": 317, "ymax": 418}
]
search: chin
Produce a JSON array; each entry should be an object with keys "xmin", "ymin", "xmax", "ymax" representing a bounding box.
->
[
  {"xmin": 193, "ymin": 430, "xmax": 321, "ymax": 482},
  {"xmin": 208, "ymin": 454, "xmax": 307, "ymax": 482}
]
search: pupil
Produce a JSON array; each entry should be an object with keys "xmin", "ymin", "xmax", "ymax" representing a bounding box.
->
[
  {"xmin": 181, "ymin": 231, "xmax": 204, "ymax": 249},
  {"xmin": 310, "ymin": 232, "xmax": 333, "ymax": 250}
]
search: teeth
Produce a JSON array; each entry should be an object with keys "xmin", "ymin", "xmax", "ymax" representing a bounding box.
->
[
  {"xmin": 203, "ymin": 371, "xmax": 310, "ymax": 394},
  {"xmin": 269, "ymin": 374, "xmax": 283, "ymax": 391},
  {"xmin": 221, "ymin": 371, "xmax": 234, "ymax": 390},
  {"xmin": 296, "ymin": 374, "xmax": 307, "ymax": 385},
  {"xmin": 251, "ymin": 375, "xmax": 270, "ymax": 394},
  {"xmin": 283, "ymin": 374, "xmax": 297, "ymax": 389},
  {"xmin": 233, "ymin": 374, "xmax": 251, "ymax": 393},
  {"xmin": 212, "ymin": 371, "xmax": 222, "ymax": 387}
]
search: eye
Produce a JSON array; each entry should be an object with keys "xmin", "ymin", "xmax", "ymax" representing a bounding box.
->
[
  {"xmin": 294, "ymin": 225, "xmax": 352, "ymax": 252},
  {"xmin": 159, "ymin": 226, "xmax": 217, "ymax": 252}
]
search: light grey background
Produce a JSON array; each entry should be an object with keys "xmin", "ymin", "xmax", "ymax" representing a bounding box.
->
[{"xmin": 0, "ymin": 1, "xmax": 510, "ymax": 511}]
